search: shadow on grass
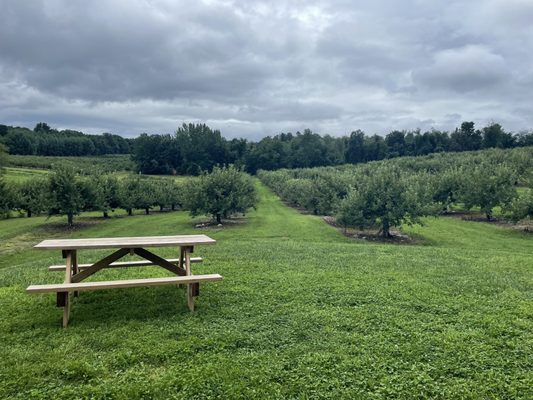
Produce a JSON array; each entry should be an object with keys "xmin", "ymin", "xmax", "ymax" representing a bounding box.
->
[
  {"xmin": 23, "ymin": 286, "xmax": 199, "ymax": 329},
  {"xmin": 322, "ymin": 216, "xmax": 428, "ymax": 245}
]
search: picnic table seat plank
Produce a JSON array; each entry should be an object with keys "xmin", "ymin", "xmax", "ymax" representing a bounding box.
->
[
  {"xmin": 27, "ymin": 274, "xmax": 223, "ymax": 293},
  {"xmin": 34, "ymin": 235, "xmax": 216, "ymax": 250},
  {"xmin": 48, "ymin": 257, "xmax": 203, "ymax": 271}
]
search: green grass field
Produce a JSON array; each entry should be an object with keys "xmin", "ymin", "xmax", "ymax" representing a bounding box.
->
[
  {"xmin": 0, "ymin": 182, "xmax": 532, "ymax": 399},
  {"xmin": 7, "ymin": 154, "xmax": 135, "ymax": 172},
  {"xmin": 3, "ymin": 166, "xmax": 191, "ymax": 184},
  {"xmin": 3, "ymin": 167, "xmax": 50, "ymax": 183}
]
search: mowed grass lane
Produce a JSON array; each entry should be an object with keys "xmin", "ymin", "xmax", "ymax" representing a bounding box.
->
[{"xmin": 0, "ymin": 182, "xmax": 532, "ymax": 399}]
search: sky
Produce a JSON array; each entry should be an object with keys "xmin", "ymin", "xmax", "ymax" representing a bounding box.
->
[{"xmin": 1, "ymin": 0, "xmax": 532, "ymax": 140}]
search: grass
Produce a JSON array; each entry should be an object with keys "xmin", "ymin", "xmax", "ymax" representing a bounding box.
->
[
  {"xmin": 3, "ymin": 166, "xmax": 192, "ymax": 184},
  {"xmin": 0, "ymin": 182, "xmax": 532, "ymax": 399},
  {"xmin": 7, "ymin": 154, "xmax": 135, "ymax": 172},
  {"xmin": 3, "ymin": 167, "xmax": 50, "ymax": 183}
]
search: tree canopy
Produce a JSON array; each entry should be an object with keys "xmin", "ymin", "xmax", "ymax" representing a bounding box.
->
[{"xmin": 183, "ymin": 165, "xmax": 257, "ymax": 223}]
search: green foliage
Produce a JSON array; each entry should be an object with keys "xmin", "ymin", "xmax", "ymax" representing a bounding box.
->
[
  {"xmin": 135, "ymin": 179, "xmax": 156, "ymax": 215},
  {"xmin": 118, "ymin": 176, "xmax": 142, "ymax": 216},
  {"xmin": 0, "ymin": 178, "xmax": 13, "ymax": 218},
  {"xmin": 13, "ymin": 178, "xmax": 50, "ymax": 217},
  {"xmin": 174, "ymin": 123, "xmax": 229, "ymax": 175},
  {"xmin": 86, "ymin": 173, "xmax": 121, "ymax": 217},
  {"xmin": 431, "ymin": 167, "xmax": 462, "ymax": 212},
  {"xmin": 131, "ymin": 133, "xmax": 178, "ymax": 174},
  {"xmin": 152, "ymin": 179, "xmax": 182, "ymax": 211},
  {"xmin": 506, "ymin": 189, "xmax": 533, "ymax": 222},
  {"xmin": 0, "ymin": 123, "xmax": 131, "ymax": 156},
  {"xmin": 48, "ymin": 164, "xmax": 85, "ymax": 226},
  {"xmin": 118, "ymin": 176, "xmax": 157, "ymax": 215},
  {"xmin": 280, "ymin": 177, "xmax": 339, "ymax": 215},
  {"xmin": 0, "ymin": 143, "xmax": 8, "ymax": 169},
  {"xmin": 450, "ymin": 121, "xmax": 482, "ymax": 151},
  {"xmin": 184, "ymin": 165, "xmax": 257, "ymax": 223},
  {"xmin": 458, "ymin": 163, "xmax": 516, "ymax": 220},
  {"xmin": 0, "ymin": 145, "xmax": 13, "ymax": 217},
  {"xmin": 7, "ymin": 154, "xmax": 134, "ymax": 172},
  {"xmin": 260, "ymin": 147, "xmax": 533, "ymax": 231},
  {"xmin": 336, "ymin": 165, "xmax": 435, "ymax": 237}
]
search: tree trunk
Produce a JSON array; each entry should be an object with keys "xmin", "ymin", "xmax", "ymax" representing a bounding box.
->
[
  {"xmin": 145, "ymin": 208, "xmax": 150, "ymax": 215},
  {"xmin": 171, "ymin": 204, "xmax": 175, "ymax": 211},
  {"xmin": 160, "ymin": 205, "xmax": 164, "ymax": 211},
  {"xmin": 127, "ymin": 208, "xmax": 133, "ymax": 216},
  {"xmin": 381, "ymin": 221, "xmax": 391, "ymax": 238},
  {"xmin": 486, "ymin": 211, "xmax": 492, "ymax": 221},
  {"xmin": 216, "ymin": 213, "xmax": 221, "ymax": 224},
  {"xmin": 27, "ymin": 210, "xmax": 32, "ymax": 218},
  {"xmin": 67, "ymin": 213, "xmax": 73, "ymax": 226},
  {"xmin": 103, "ymin": 211, "xmax": 109, "ymax": 218}
]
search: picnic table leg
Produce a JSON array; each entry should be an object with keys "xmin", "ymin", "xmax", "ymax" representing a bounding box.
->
[
  {"xmin": 178, "ymin": 247, "xmax": 185, "ymax": 288},
  {"xmin": 72, "ymin": 250, "xmax": 79, "ymax": 298},
  {"xmin": 62, "ymin": 250, "xmax": 73, "ymax": 327},
  {"xmin": 185, "ymin": 246, "xmax": 194, "ymax": 312}
]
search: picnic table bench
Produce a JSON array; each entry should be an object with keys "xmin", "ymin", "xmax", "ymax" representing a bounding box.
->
[{"xmin": 26, "ymin": 235, "xmax": 222, "ymax": 327}]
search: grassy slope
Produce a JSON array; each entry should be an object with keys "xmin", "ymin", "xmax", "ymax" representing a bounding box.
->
[
  {"xmin": 3, "ymin": 167, "xmax": 50, "ymax": 183},
  {"xmin": 0, "ymin": 183, "xmax": 532, "ymax": 399}
]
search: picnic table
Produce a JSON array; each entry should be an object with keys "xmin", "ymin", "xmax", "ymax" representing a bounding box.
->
[{"xmin": 26, "ymin": 235, "xmax": 223, "ymax": 327}]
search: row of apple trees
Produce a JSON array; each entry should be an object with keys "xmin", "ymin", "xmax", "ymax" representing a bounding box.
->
[
  {"xmin": 0, "ymin": 163, "xmax": 257, "ymax": 226},
  {"xmin": 258, "ymin": 147, "xmax": 533, "ymax": 237}
]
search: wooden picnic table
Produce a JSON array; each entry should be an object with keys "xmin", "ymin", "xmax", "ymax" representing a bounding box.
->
[{"xmin": 27, "ymin": 235, "xmax": 222, "ymax": 327}]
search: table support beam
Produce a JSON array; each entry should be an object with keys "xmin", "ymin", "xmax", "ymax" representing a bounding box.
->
[
  {"xmin": 62, "ymin": 250, "xmax": 73, "ymax": 327},
  {"xmin": 185, "ymin": 247, "xmax": 195, "ymax": 311},
  {"xmin": 133, "ymin": 248, "xmax": 186, "ymax": 276},
  {"xmin": 71, "ymin": 248, "xmax": 130, "ymax": 283}
]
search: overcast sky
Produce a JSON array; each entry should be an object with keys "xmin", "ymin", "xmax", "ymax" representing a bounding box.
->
[{"xmin": 1, "ymin": 0, "xmax": 532, "ymax": 139}]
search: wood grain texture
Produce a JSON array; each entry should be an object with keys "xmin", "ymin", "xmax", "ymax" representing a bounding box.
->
[
  {"xmin": 26, "ymin": 274, "xmax": 223, "ymax": 293},
  {"xmin": 34, "ymin": 235, "xmax": 216, "ymax": 250}
]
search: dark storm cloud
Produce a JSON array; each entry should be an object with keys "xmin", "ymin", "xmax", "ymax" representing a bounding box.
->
[{"xmin": 0, "ymin": 0, "xmax": 532, "ymax": 137}]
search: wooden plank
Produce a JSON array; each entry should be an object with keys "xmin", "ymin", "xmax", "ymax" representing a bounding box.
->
[
  {"xmin": 26, "ymin": 274, "xmax": 223, "ymax": 293},
  {"xmin": 63, "ymin": 294, "xmax": 70, "ymax": 328},
  {"xmin": 71, "ymin": 248, "xmax": 130, "ymax": 283},
  {"xmin": 191, "ymin": 282, "xmax": 200, "ymax": 297},
  {"xmin": 48, "ymin": 257, "xmax": 203, "ymax": 271},
  {"xmin": 72, "ymin": 250, "xmax": 79, "ymax": 297},
  {"xmin": 185, "ymin": 248, "xmax": 194, "ymax": 311},
  {"xmin": 133, "ymin": 248, "xmax": 186, "ymax": 276},
  {"xmin": 63, "ymin": 250, "xmax": 73, "ymax": 327},
  {"xmin": 34, "ymin": 235, "xmax": 216, "ymax": 250}
]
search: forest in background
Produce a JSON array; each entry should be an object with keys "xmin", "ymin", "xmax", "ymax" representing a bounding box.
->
[{"xmin": 2, "ymin": 121, "xmax": 533, "ymax": 174}]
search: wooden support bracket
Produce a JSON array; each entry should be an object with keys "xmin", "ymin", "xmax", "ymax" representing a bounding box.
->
[{"xmin": 56, "ymin": 291, "xmax": 67, "ymax": 307}]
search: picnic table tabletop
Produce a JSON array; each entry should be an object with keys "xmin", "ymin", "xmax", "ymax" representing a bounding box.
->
[{"xmin": 34, "ymin": 234, "xmax": 216, "ymax": 250}]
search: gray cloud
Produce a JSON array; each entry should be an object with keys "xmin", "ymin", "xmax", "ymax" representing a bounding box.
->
[
  {"xmin": 412, "ymin": 45, "xmax": 510, "ymax": 93},
  {"xmin": 0, "ymin": 0, "xmax": 532, "ymax": 138}
]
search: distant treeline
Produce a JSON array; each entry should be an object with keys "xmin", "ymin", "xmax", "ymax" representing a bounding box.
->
[
  {"xmin": 0, "ymin": 123, "xmax": 132, "ymax": 156},
  {"xmin": 2, "ymin": 121, "xmax": 533, "ymax": 174},
  {"xmin": 132, "ymin": 122, "xmax": 533, "ymax": 175}
]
